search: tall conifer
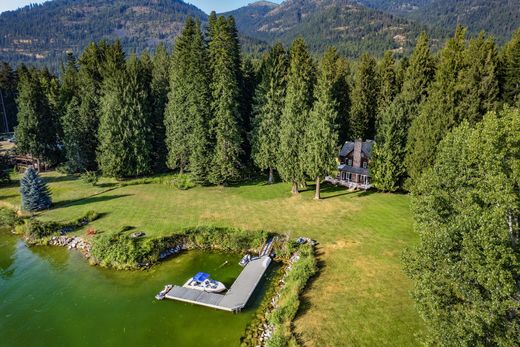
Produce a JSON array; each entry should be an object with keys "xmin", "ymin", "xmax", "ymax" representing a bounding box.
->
[
  {"xmin": 207, "ymin": 16, "xmax": 244, "ymax": 185},
  {"xmin": 278, "ymin": 38, "xmax": 315, "ymax": 194},
  {"xmin": 349, "ymin": 53, "xmax": 378, "ymax": 140},
  {"xmin": 251, "ymin": 43, "xmax": 288, "ymax": 184},
  {"xmin": 305, "ymin": 47, "xmax": 341, "ymax": 200}
]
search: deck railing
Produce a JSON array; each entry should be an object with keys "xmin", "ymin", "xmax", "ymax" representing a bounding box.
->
[{"xmin": 324, "ymin": 176, "xmax": 372, "ymax": 190}]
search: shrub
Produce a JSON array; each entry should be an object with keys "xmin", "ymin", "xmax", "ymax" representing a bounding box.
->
[
  {"xmin": 56, "ymin": 162, "xmax": 76, "ymax": 174},
  {"xmin": 22, "ymin": 210, "xmax": 99, "ymax": 240},
  {"xmin": 81, "ymin": 171, "xmax": 98, "ymax": 186},
  {"xmin": 0, "ymin": 207, "xmax": 18, "ymax": 228},
  {"xmin": 90, "ymin": 232, "xmax": 161, "ymax": 269},
  {"xmin": 169, "ymin": 174, "xmax": 195, "ymax": 190},
  {"xmin": 0, "ymin": 154, "xmax": 11, "ymax": 186}
]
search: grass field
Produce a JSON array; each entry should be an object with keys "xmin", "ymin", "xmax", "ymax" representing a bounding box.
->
[{"xmin": 0, "ymin": 172, "xmax": 424, "ymax": 346}]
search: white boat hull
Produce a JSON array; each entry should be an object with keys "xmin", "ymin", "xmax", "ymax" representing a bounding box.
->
[{"xmin": 183, "ymin": 278, "xmax": 227, "ymax": 293}]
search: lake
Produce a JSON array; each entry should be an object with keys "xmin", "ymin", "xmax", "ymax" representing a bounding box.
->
[{"xmin": 0, "ymin": 230, "xmax": 272, "ymax": 346}]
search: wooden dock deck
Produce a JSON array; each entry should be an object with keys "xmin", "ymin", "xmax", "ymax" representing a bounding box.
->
[{"xmin": 165, "ymin": 255, "xmax": 272, "ymax": 312}]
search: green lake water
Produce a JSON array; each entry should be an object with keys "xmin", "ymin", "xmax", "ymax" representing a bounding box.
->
[{"xmin": 0, "ymin": 231, "xmax": 273, "ymax": 346}]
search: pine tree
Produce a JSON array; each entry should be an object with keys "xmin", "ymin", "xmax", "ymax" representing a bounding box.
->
[
  {"xmin": 350, "ymin": 53, "xmax": 378, "ymax": 140},
  {"xmin": 370, "ymin": 98, "xmax": 408, "ymax": 192},
  {"xmin": 400, "ymin": 32, "xmax": 435, "ymax": 118},
  {"xmin": 150, "ymin": 43, "xmax": 170, "ymax": 172},
  {"xmin": 334, "ymin": 57, "xmax": 351, "ymax": 146},
  {"xmin": 459, "ymin": 33, "xmax": 499, "ymax": 125},
  {"xmin": 406, "ymin": 26, "xmax": 467, "ymax": 186},
  {"xmin": 251, "ymin": 43, "xmax": 288, "ymax": 184},
  {"xmin": 207, "ymin": 16, "xmax": 244, "ymax": 185},
  {"xmin": 501, "ymin": 28, "xmax": 520, "ymax": 105},
  {"xmin": 0, "ymin": 62, "xmax": 18, "ymax": 133},
  {"xmin": 305, "ymin": 47, "xmax": 341, "ymax": 200},
  {"xmin": 165, "ymin": 18, "xmax": 197, "ymax": 173},
  {"xmin": 61, "ymin": 96, "xmax": 88, "ymax": 172},
  {"xmin": 15, "ymin": 68, "xmax": 59, "ymax": 164},
  {"xmin": 278, "ymin": 38, "xmax": 315, "ymax": 194},
  {"xmin": 165, "ymin": 18, "xmax": 211, "ymax": 182},
  {"xmin": 377, "ymin": 51, "xmax": 398, "ymax": 124},
  {"xmin": 59, "ymin": 52, "xmax": 78, "ymax": 115},
  {"xmin": 405, "ymin": 107, "xmax": 520, "ymax": 345},
  {"xmin": 74, "ymin": 41, "xmax": 109, "ymax": 171},
  {"xmin": 97, "ymin": 54, "xmax": 153, "ymax": 178},
  {"xmin": 20, "ymin": 166, "xmax": 52, "ymax": 212}
]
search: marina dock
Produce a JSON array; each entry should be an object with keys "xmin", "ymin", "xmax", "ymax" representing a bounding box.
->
[{"xmin": 165, "ymin": 255, "xmax": 272, "ymax": 312}]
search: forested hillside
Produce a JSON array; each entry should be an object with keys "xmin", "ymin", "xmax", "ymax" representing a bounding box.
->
[
  {"xmin": 357, "ymin": 0, "xmax": 520, "ymax": 43},
  {"xmin": 0, "ymin": 0, "xmax": 207, "ymax": 69},
  {"xmin": 224, "ymin": 0, "xmax": 446, "ymax": 57}
]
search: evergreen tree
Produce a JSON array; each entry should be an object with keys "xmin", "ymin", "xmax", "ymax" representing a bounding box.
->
[
  {"xmin": 150, "ymin": 43, "xmax": 170, "ymax": 172},
  {"xmin": 15, "ymin": 68, "xmax": 59, "ymax": 164},
  {"xmin": 334, "ymin": 57, "xmax": 350, "ymax": 146},
  {"xmin": 370, "ymin": 98, "xmax": 408, "ymax": 192},
  {"xmin": 459, "ymin": 33, "xmax": 499, "ymax": 125},
  {"xmin": 240, "ymin": 56, "xmax": 258, "ymax": 168},
  {"xmin": 251, "ymin": 43, "xmax": 288, "ymax": 184},
  {"xmin": 207, "ymin": 16, "xmax": 244, "ymax": 185},
  {"xmin": 59, "ymin": 52, "xmax": 78, "ymax": 115},
  {"xmin": 400, "ymin": 32, "xmax": 435, "ymax": 116},
  {"xmin": 501, "ymin": 28, "xmax": 520, "ymax": 105},
  {"xmin": 165, "ymin": 18, "xmax": 211, "ymax": 182},
  {"xmin": 20, "ymin": 166, "xmax": 52, "ymax": 212},
  {"xmin": 377, "ymin": 51, "xmax": 398, "ymax": 124},
  {"xmin": 405, "ymin": 107, "xmax": 520, "ymax": 346},
  {"xmin": 166, "ymin": 18, "xmax": 198, "ymax": 173},
  {"xmin": 0, "ymin": 62, "xmax": 19, "ymax": 133},
  {"xmin": 349, "ymin": 53, "xmax": 378, "ymax": 140},
  {"xmin": 406, "ymin": 26, "xmax": 467, "ymax": 186},
  {"xmin": 0, "ymin": 153, "xmax": 11, "ymax": 186},
  {"xmin": 305, "ymin": 47, "xmax": 341, "ymax": 200},
  {"xmin": 61, "ymin": 96, "xmax": 88, "ymax": 172},
  {"xmin": 97, "ymin": 54, "xmax": 153, "ymax": 178},
  {"xmin": 73, "ymin": 41, "xmax": 109, "ymax": 170},
  {"xmin": 278, "ymin": 38, "xmax": 315, "ymax": 194}
]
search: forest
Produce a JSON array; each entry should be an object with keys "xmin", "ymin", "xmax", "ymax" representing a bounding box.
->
[{"xmin": 1, "ymin": 13, "xmax": 520, "ymax": 344}]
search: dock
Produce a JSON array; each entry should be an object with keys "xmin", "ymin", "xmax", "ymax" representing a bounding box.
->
[{"xmin": 165, "ymin": 253, "xmax": 272, "ymax": 312}]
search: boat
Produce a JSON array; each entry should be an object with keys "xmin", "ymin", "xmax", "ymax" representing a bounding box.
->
[
  {"xmin": 155, "ymin": 284, "xmax": 173, "ymax": 300},
  {"xmin": 183, "ymin": 272, "xmax": 226, "ymax": 293},
  {"xmin": 239, "ymin": 254, "xmax": 251, "ymax": 267}
]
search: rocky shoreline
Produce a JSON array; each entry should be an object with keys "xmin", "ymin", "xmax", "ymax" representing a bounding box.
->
[{"xmin": 48, "ymin": 236, "xmax": 92, "ymax": 257}]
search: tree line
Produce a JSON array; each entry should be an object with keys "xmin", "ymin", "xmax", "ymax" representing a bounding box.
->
[{"xmin": 8, "ymin": 15, "xmax": 520, "ymax": 199}]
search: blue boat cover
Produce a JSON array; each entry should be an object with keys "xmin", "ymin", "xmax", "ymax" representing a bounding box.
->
[{"xmin": 193, "ymin": 272, "xmax": 210, "ymax": 282}]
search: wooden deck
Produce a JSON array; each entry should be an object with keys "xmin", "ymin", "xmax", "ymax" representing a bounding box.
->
[{"xmin": 165, "ymin": 255, "xmax": 272, "ymax": 312}]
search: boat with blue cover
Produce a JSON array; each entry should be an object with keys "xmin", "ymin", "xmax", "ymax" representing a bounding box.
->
[{"xmin": 183, "ymin": 272, "xmax": 226, "ymax": 293}]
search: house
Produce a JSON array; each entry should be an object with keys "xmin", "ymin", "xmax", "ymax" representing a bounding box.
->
[{"xmin": 327, "ymin": 139, "xmax": 374, "ymax": 190}]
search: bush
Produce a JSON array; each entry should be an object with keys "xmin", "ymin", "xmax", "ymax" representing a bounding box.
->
[
  {"xmin": 90, "ymin": 232, "xmax": 161, "ymax": 269},
  {"xmin": 169, "ymin": 174, "xmax": 195, "ymax": 190},
  {"xmin": 0, "ymin": 207, "xmax": 18, "ymax": 228},
  {"xmin": 23, "ymin": 210, "xmax": 99, "ymax": 240},
  {"xmin": 81, "ymin": 171, "xmax": 98, "ymax": 186},
  {"xmin": 266, "ymin": 244, "xmax": 317, "ymax": 346},
  {"xmin": 0, "ymin": 154, "xmax": 11, "ymax": 186}
]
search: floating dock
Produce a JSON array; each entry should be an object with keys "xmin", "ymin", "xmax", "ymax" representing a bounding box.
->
[{"xmin": 165, "ymin": 254, "xmax": 272, "ymax": 312}]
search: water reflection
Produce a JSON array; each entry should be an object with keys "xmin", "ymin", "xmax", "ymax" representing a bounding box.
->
[{"xmin": 0, "ymin": 230, "xmax": 16, "ymax": 279}]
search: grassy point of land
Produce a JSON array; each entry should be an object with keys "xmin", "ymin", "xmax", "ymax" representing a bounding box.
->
[{"xmin": 0, "ymin": 172, "xmax": 424, "ymax": 345}]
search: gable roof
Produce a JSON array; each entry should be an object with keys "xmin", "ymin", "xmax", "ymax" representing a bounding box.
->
[{"xmin": 339, "ymin": 140, "xmax": 374, "ymax": 158}]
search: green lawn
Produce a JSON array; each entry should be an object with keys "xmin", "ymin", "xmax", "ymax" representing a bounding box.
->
[{"xmin": 0, "ymin": 172, "xmax": 424, "ymax": 346}]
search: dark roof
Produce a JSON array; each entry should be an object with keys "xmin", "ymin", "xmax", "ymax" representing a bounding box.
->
[
  {"xmin": 339, "ymin": 140, "xmax": 374, "ymax": 158},
  {"xmin": 338, "ymin": 164, "xmax": 370, "ymax": 176}
]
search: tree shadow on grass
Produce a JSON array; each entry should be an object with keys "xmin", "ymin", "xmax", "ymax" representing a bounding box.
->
[
  {"xmin": 53, "ymin": 194, "xmax": 133, "ymax": 209},
  {"xmin": 0, "ymin": 194, "xmax": 18, "ymax": 200},
  {"xmin": 42, "ymin": 174, "xmax": 79, "ymax": 184}
]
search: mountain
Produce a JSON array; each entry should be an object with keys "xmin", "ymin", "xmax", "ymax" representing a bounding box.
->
[
  {"xmin": 0, "ymin": 0, "xmax": 207, "ymax": 68},
  {"xmin": 356, "ymin": 0, "xmax": 520, "ymax": 43},
  {"xmin": 223, "ymin": 0, "xmax": 446, "ymax": 57}
]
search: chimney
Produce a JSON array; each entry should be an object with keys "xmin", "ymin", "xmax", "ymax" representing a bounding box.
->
[{"xmin": 353, "ymin": 139, "xmax": 362, "ymax": 168}]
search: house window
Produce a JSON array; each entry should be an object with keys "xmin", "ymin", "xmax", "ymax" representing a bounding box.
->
[
  {"xmin": 347, "ymin": 159, "xmax": 353, "ymax": 166},
  {"xmin": 363, "ymin": 161, "xmax": 368, "ymax": 169}
]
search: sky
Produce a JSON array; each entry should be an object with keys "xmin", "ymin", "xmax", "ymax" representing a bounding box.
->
[{"xmin": 0, "ymin": 0, "xmax": 284, "ymax": 14}]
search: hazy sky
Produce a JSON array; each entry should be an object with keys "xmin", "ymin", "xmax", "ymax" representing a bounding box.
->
[{"xmin": 0, "ymin": 0, "xmax": 284, "ymax": 14}]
